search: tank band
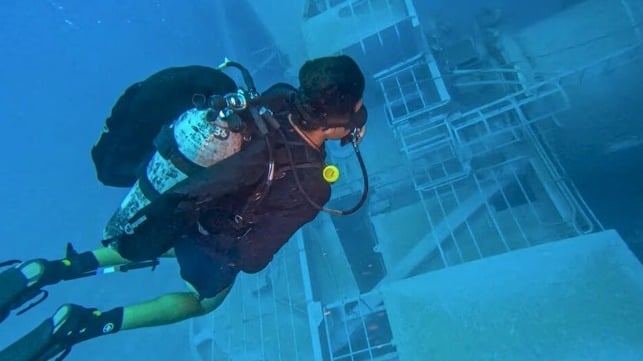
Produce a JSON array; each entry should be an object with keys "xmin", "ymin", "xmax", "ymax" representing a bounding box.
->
[{"xmin": 154, "ymin": 124, "xmax": 205, "ymax": 177}]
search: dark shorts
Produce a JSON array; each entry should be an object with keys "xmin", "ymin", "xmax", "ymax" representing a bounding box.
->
[{"xmin": 173, "ymin": 235, "xmax": 240, "ymax": 299}]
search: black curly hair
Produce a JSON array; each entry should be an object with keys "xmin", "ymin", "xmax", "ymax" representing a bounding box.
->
[{"xmin": 295, "ymin": 55, "xmax": 365, "ymax": 130}]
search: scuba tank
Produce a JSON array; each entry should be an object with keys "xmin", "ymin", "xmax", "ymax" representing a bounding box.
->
[{"xmin": 102, "ymin": 107, "xmax": 246, "ymax": 241}]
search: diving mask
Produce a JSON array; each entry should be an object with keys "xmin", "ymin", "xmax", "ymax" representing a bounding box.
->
[{"xmin": 340, "ymin": 105, "xmax": 368, "ymax": 146}]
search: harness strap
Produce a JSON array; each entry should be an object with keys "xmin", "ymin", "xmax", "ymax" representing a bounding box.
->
[
  {"xmin": 137, "ymin": 173, "xmax": 161, "ymax": 202},
  {"xmin": 133, "ymin": 124, "xmax": 207, "ymax": 203},
  {"xmin": 154, "ymin": 124, "xmax": 206, "ymax": 177},
  {"xmin": 232, "ymin": 141, "xmax": 324, "ymax": 229}
]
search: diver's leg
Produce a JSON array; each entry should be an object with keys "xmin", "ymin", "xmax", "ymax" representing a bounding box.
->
[
  {"xmin": 0, "ymin": 287, "xmax": 232, "ymax": 361},
  {"xmin": 0, "ymin": 235, "xmax": 236, "ymax": 360},
  {"xmin": 91, "ymin": 246, "xmax": 130, "ymax": 267},
  {"xmin": 0, "ymin": 244, "xmax": 100, "ymax": 323},
  {"xmin": 117, "ymin": 232, "xmax": 237, "ymax": 329},
  {"xmin": 121, "ymin": 285, "xmax": 231, "ymax": 329},
  {"xmin": 94, "ymin": 241, "xmax": 177, "ymax": 267},
  {"xmin": 1, "ymin": 232, "xmax": 238, "ymax": 360},
  {"xmin": 1, "ymin": 240, "xmax": 180, "ymax": 324},
  {"xmin": 94, "ymin": 244, "xmax": 178, "ymax": 267}
]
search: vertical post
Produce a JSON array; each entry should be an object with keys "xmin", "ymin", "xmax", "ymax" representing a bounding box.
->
[{"xmin": 296, "ymin": 231, "xmax": 324, "ymax": 361}]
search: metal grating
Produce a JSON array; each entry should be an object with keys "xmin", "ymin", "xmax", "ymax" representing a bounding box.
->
[
  {"xmin": 379, "ymin": 144, "xmax": 602, "ymax": 284},
  {"xmin": 450, "ymin": 81, "xmax": 571, "ymax": 148},
  {"xmin": 302, "ymin": 0, "xmax": 417, "ymax": 58},
  {"xmin": 320, "ymin": 292, "xmax": 397, "ymax": 361},
  {"xmin": 397, "ymin": 112, "xmax": 470, "ymax": 191},
  {"xmin": 189, "ymin": 235, "xmax": 320, "ymax": 361},
  {"xmin": 394, "ymin": 79, "xmax": 571, "ymax": 192},
  {"xmin": 189, "ymin": 233, "xmax": 403, "ymax": 361},
  {"xmin": 375, "ymin": 54, "xmax": 450, "ymax": 126}
]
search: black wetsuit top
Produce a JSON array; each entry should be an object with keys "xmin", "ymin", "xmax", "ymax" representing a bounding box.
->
[{"xmin": 193, "ymin": 114, "xmax": 330, "ymax": 271}]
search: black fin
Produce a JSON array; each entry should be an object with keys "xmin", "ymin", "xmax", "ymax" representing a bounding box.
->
[
  {"xmin": 0, "ymin": 260, "xmax": 58, "ymax": 323},
  {"xmin": 0, "ymin": 318, "xmax": 67, "ymax": 361}
]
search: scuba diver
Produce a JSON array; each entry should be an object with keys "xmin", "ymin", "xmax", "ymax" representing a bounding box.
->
[{"xmin": 0, "ymin": 55, "xmax": 369, "ymax": 361}]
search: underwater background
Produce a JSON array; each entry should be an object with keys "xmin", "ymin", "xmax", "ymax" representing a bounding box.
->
[{"xmin": 1, "ymin": 1, "xmax": 642, "ymax": 360}]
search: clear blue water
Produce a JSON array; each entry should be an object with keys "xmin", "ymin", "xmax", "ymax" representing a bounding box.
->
[{"xmin": 0, "ymin": 1, "xmax": 641, "ymax": 360}]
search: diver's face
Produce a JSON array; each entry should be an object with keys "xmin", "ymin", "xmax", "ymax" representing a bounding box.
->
[
  {"xmin": 323, "ymin": 126, "xmax": 352, "ymax": 139},
  {"xmin": 324, "ymin": 99, "xmax": 366, "ymax": 141},
  {"xmin": 323, "ymin": 99, "xmax": 364, "ymax": 139},
  {"xmin": 353, "ymin": 99, "xmax": 363, "ymax": 112}
]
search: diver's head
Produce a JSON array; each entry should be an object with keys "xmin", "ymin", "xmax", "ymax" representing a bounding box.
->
[{"xmin": 292, "ymin": 55, "xmax": 366, "ymax": 136}]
